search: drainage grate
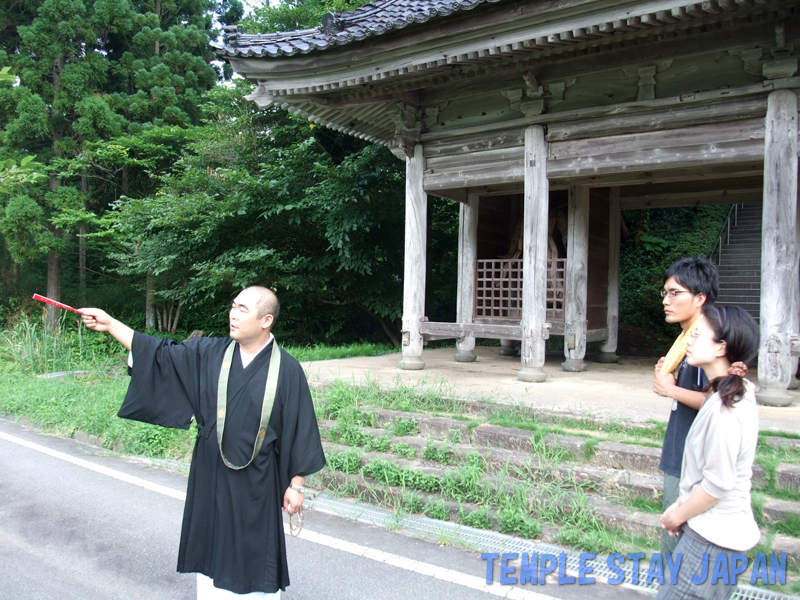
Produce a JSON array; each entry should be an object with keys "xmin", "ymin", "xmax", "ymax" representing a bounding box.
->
[
  {"xmin": 307, "ymin": 493, "xmax": 657, "ymax": 594},
  {"xmin": 306, "ymin": 494, "xmax": 798, "ymax": 600}
]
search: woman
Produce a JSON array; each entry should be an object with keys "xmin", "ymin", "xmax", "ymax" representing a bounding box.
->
[{"xmin": 658, "ymin": 304, "xmax": 760, "ymax": 600}]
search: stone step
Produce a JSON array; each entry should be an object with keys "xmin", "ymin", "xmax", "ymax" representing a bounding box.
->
[
  {"xmin": 716, "ymin": 288, "xmax": 761, "ymax": 296},
  {"xmin": 717, "ymin": 269, "xmax": 762, "ymax": 277},
  {"xmin": 765, "ymin": 436, "xmax": 800, "ymax": 452},
  {"xmin": 717, "ymin": 258, "xmax": 763, "ymax": 265},
  {"xmin": 320, "ymin": 441, "xmax": 662, "ymax": 540},
  {"xmin": 762, "ymin": 497, "xmax": 800, "ymax": 524},
  {"xmin": 718, "ymin": 279, "xmax": 761, "ymax": 288},
  {"xmin": 777, "ymin": 464, "xmax": 800, "ymax": 493},
  {"xmin": 716, "ymin": 301, "xmax": 761, "ymax": 309},
  {"xmin": 337, "ymin": 411, "xmax": 771, "ymax": 490},
  {"xmin": 718, "ymin": 247, "xmax": 762, "ymax": 254},
  {"xmin": 716, "ymin": 299, "xmax": 761, "ymax": 308}
]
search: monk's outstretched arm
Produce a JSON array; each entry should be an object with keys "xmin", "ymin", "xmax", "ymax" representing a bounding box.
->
[{"xmin": 80, "ymin": 308, "xmax": 134, "ymax": 351}]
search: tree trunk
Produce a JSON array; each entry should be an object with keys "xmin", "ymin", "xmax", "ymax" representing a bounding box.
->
[
  {"xmin": 145, "ymin": 274, "xmax": 156, "ymax": 329},
  {"xmin": 79, "ymin": 175, "xmax": 88, "ymax": 301},
  {"xmin": 46, "ymin": 55, "xmax": 64, "ymax": 330},
  {"xmin": 46, "ymin": 249, "xmax": 61, "ymax": 329}
]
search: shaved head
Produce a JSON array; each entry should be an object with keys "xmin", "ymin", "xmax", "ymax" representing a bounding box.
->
[{"xmin": 243, "ymin": 286, "xmax": 280, "ymax": 322}]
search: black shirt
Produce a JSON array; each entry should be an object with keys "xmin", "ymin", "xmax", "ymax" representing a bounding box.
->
[{"xmin": 658, "ymin": 357, "xmax": 708, "ymax": 478}]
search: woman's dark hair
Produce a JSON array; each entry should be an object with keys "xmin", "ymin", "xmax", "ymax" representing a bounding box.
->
[{"xmin": 701, "ymin": 304, "xmax": 759, "ymax": 408}]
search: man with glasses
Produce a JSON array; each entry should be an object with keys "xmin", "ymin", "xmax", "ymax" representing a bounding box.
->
[{"xmin": 652, "ymin": 257, "xmax": 718, "ymax": 563}]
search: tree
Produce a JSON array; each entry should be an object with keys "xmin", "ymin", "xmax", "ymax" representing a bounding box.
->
[{"xmin": 0, "ymin": 0, "xmax": 220, "ymax": 326}]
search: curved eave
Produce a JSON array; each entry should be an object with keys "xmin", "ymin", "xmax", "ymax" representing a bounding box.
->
[
  {"xmin": 222, "ymin": 0, "xmax": 778, "ymax": 97},
  {"xmin": 246, "ymin": 93, "xmax": 397, "ymax": 145},
  {"xmin": 213, "ymin": 0, "xmax": 505, "ymax": 59}
]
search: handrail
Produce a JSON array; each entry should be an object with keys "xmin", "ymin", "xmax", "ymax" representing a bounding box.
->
[{"xmin": 709, "ymin": 204, "xmax": 742, "ymax": 265}]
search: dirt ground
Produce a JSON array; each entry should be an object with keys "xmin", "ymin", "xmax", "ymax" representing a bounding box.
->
[{"xmin": 302, "ymin": 346, "xmax": 800, "ymax": 435}]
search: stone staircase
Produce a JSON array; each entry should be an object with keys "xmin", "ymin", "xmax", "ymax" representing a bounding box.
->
[
  {"xmin": 714, "ymin": 203, "xmax": 762, "ymax": 320},
  {"xmin": 310, "ymin": 399, "xmax": 800, "ymax": 575}
]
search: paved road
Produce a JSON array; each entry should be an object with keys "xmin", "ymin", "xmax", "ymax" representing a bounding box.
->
[{"xmin": 0, "ymin": 418, "xmax": 651, "ymax": 600}]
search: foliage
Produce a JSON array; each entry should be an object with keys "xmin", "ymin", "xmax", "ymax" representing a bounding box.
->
[
  {"xmin": 241, "ymin": 0, "xmax": 370, "ymax": 34},
  {"xmin": 618, "ymin": 205, "xmax": 730, "ymax": 354},
  {"xmin": 0, "ymin": 0, "xmax": 221, "ymax": 329}
]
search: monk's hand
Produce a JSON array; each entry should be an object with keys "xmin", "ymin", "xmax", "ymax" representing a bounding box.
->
[
  {"xmin": 653, "ymin": 358, "xmax": 676, "ymax": 397},
  {"xmin": 660, "ymin": 499, "xmax": 683, "ymax": 535},
  {"xmin": 284, "ymin": 487, "xmax": 303, "ymax": 515},
  {"xmin": 79, "ymin": 308, "xmax": 113, "ymax": 332}
]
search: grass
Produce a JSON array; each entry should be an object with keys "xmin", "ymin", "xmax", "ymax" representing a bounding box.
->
[
  {"xmin": 0, "ymin": 371, "xmax": 195, "ymax": 460},
  {"xmin": 2, "ymin": 322, "xmax": 799, "ymax": 589},
  {"xmin": 283, "ymin": 342, "xmax": 395, "ymax": 362}
]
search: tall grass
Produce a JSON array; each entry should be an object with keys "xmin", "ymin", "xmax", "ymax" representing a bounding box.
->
[{"xmin": 1, "ymin": 314, "xmax": 123, "ymax": 375}]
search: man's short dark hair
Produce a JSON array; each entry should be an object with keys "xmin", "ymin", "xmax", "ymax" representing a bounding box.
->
[{"xmin": 664, "ymin": 257, "xmax": 719, "ymax": 305}]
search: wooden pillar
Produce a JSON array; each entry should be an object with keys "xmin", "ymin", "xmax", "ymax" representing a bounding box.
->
[
  {"xmin": 562, "ymin": 185, "xmax": 590, "ymax": 371},
  {"xmin": 598, "ymin": 187, "xmax": 621, "ymax": 363},
  {"xmin": 518, "ymin": 125, "xmax": 549, "ymax": 382},
  {"xmin": 455, "ymin": 193, "xmax": 479, "ymax": 362},
  {"xmin": 400, "ymin": 144, "xmax": 427, "ymax": 370},
  {"xmin": 757, "ymin": 90, "xmax": 798, "ymax": 406},
  {"xmin": 792, "ymin": 183, "xmax": 800, "ymax": 389}
]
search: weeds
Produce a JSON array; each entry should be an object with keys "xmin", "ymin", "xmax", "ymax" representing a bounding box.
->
[
  {"xmin": 326, "ymin": 449, "xmax": 363, "ymax": 474},
  {"xmin": 459, "ymin": 506, "xmax": 492, "ymax": 530},
  {"xmin": 388, "ymin": 417, "xmax": 418, "ymax": 437},
  {"xmin": 424, "ymin": 499, "xmax": 451, "ymax": 521},
  {"xmin": 390, "ymin": 442, "xmax": 417, "ymax": 459}
]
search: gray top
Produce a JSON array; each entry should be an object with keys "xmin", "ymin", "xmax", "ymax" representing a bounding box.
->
[
  {"xmin": 213, "ymin": 0, "xmax": 503, "ymax": 58},
  {"xmin": 680, "ymin": 380, "xmax": 760, "ymax": 551}
]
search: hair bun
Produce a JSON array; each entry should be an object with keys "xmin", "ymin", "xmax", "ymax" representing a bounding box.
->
[{"xmin": 728, "ymin": 361, "xmax": 748, "ymax": 377}]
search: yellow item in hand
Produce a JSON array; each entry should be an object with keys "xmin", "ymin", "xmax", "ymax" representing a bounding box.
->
[{"xmin": 660, "ymin": 315, "xmax": 704, "ymax": 375}]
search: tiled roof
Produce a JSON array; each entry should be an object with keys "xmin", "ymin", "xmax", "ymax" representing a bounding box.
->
[{"xmin": 213, "ymin": 0, "xmax": 504, "ymax": 58}]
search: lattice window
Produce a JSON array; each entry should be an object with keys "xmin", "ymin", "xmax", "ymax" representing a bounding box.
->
[{"xmin": 474, "ymin": 258, "xmax": 566, "ymax": 322}]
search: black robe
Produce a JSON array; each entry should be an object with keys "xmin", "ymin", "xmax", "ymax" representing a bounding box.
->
[{"xmin": 118, "ymin": 332, "xmax": 326, "ymax": 594}]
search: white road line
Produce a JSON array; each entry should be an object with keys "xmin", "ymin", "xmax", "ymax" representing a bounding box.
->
[
  {"xmin": 1, "ymin": 429, "xmax": 559, "ymax": 600},
  {"xmin": 0, "ymin": 431, "xmax": 187, "ymax": 501}
]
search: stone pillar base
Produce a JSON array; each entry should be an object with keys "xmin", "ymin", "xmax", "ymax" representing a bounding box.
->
[
  {"xmin": 398, "ymin": 356, "xmax": 425, "ymax": 370},
  {"xmin": 561, "ymin": 358, "xmax": 587, "ymax": 372},
  {"xmin": 788, "ymin": 377, "xmax": 800, "ymax": 391},
  {"xmin": 595, "ymin": 352, "xmax": 619, "ymax": 364},
  {"xmin": 518, "ymin": 367, "xmax": 547, "ymax": 382},
  {"xmin": 756, "ymin": 388, "xmax": 794, "ymax": 407},
  {"xmin": 454, "ymin": 350, "xmax": 477, "ymax": 363}
]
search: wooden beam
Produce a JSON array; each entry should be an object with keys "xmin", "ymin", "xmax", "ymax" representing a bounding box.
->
[
  {"xmin": 620, "ymin": 188, "xmax": 763, "ymax": 209},
  {"xmin": 421, "ymin": 79, "xmax": 800, "ymax": 144},
  {"xmin": 423, "ymin": 120, "xmax": 769, "ymax": 191},
  {"xmin": 757, "ymin": 89, "xmax": 798, "ymax": 406},
  {"xmin": 420, "ymin": 321, "xmax": 606, "ymax": 341},
  {"xmin": 549, "ymin": 118, "xmax": 766, "ymax": 160}
]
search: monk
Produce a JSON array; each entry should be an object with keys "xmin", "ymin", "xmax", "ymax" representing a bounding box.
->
[{"xmin": 81, "ymin": 286, "xmax": 326, "ymax": 599}]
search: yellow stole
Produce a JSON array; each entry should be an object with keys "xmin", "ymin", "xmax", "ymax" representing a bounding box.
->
[{"xmin": 660, "ymin": 315, "xmax": 704, "ymax": 375}]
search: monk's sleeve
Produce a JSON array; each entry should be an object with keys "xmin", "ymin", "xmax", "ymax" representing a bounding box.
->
[
  {"xmin": 117, "ymin": 331, "xmax": 199, "ymax": 429},
  {"xmin": 280, "ymin": 361, "xmax": 326, "ymax": 487}
]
